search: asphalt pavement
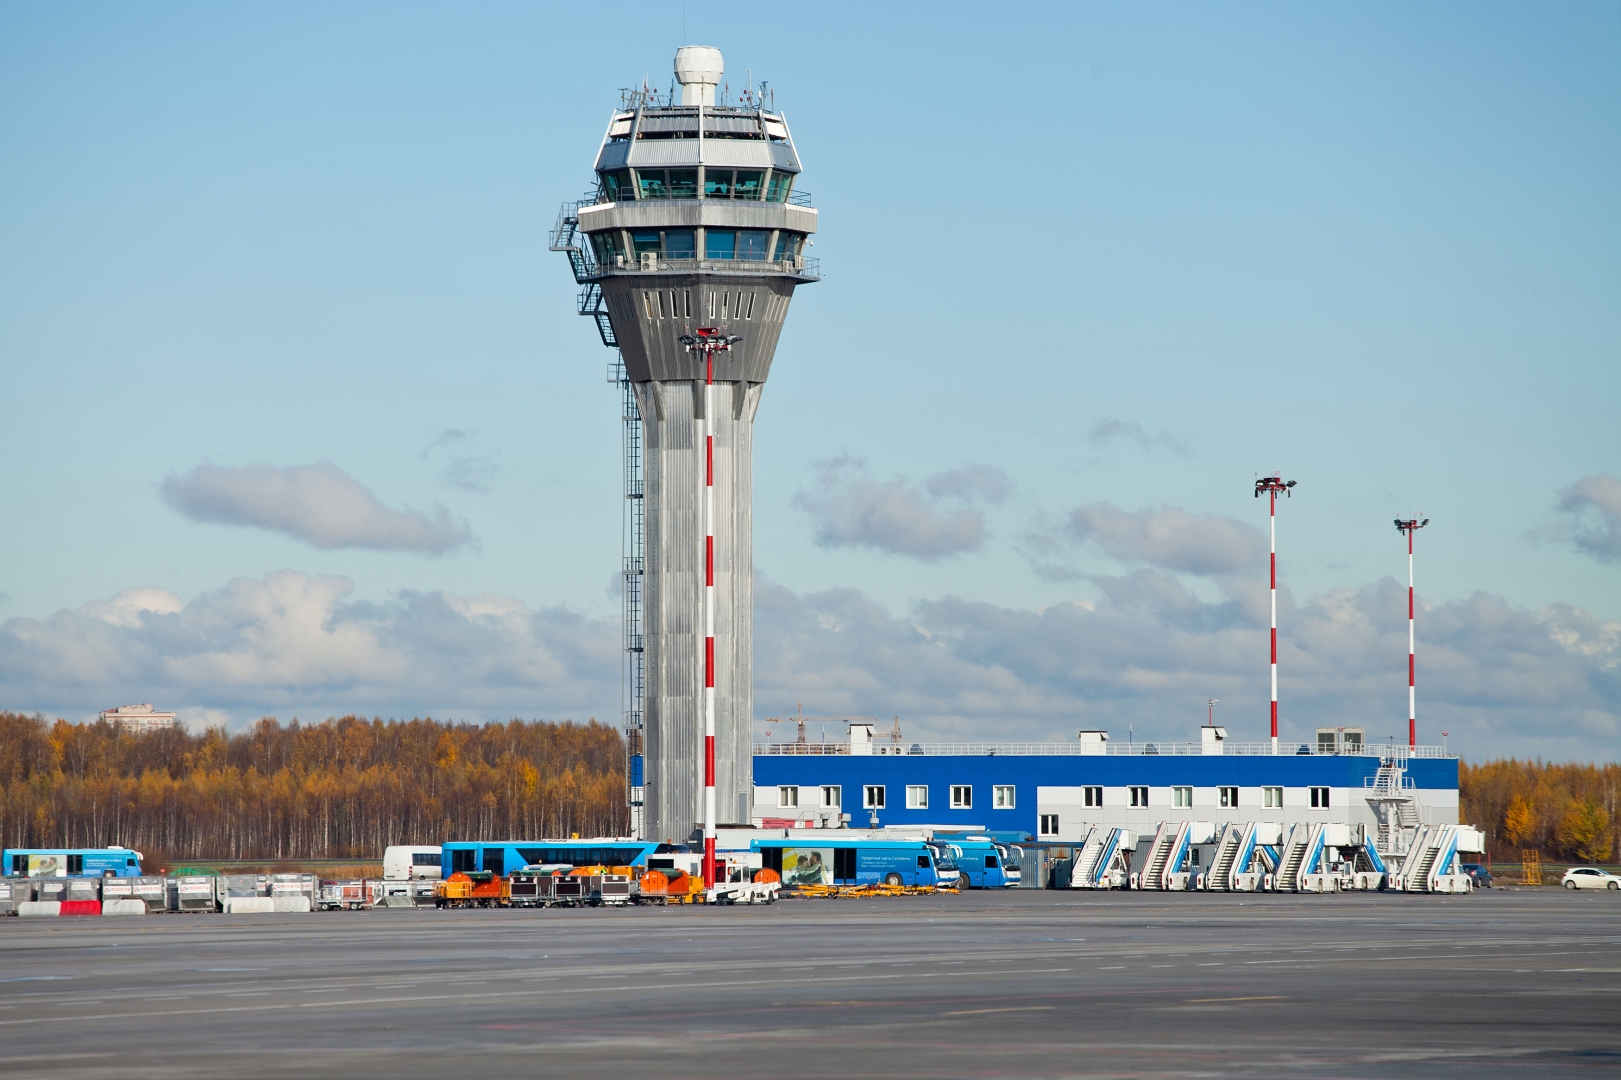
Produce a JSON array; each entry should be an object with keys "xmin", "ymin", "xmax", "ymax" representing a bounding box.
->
[{"xmin": 2, "ymin": 887, "xmax": 1617, "ymax": 1078}]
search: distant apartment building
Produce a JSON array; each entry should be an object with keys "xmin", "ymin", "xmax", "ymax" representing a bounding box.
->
[{"xmin": 100, "ymin": 704, "xmax": 178, "ymax": 733}]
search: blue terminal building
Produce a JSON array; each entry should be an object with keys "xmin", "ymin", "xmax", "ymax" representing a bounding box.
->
[{"xmin": 752, "ymin": 723, "xmax": 1459, "ymax": 846}]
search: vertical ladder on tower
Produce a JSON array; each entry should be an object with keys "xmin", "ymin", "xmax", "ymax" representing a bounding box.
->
[{"xmin": 616, "ymin": 362, "xmax": 645, "ymax": 838}]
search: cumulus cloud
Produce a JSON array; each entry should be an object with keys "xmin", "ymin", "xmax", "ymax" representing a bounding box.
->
[
  {"xmin": 754, "ymin": 572, "xmax": 1620, "ymax": 761},
  {"xmin": 1085, "ymin": 418, "xmax": 1190, "ymax": 457},
  {"xmin": 794, "ymin": 456, "xmax": 1006, "ymax": 560},
  {"xmin": 0, "ymin": 567, "xmax": 1615, "ymax": 759},
  {"xmin": 0, "ymin": 571, "xmax": 619, "ymax": 724},
  {"xmin": 162, "ymin": 463, "xmax": 475, "ymax": 554},
  {"xmin": 1540, "ymin": 473, "xmax": 1621, "ymax": 563},
  {"xmin": 1026, "ymin": 503, "xmax": 1268, "ymax": 579}
]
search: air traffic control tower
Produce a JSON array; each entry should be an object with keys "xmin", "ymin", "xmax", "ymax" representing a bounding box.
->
[{"xmin": 551, "ymin": 47, "xmax": 818, "ymax": 843}]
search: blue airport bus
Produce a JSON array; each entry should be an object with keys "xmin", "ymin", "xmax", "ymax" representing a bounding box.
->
[
  {"xmin": 946, "ymin": 838, "xmax": 1022, "ymax": 888},
  {"xmin": 440, "ymin": 840, "xmax": 670, "ymax": 877},
  {"xmin": 4, "ymin": 847, "xmax": 143, "ymax": 878},
  {"xmin": 752, "ymin": 838, "xmax": 959, "ymax": 889}
]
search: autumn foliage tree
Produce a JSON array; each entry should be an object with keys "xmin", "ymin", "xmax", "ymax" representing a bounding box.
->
[
  {"xmin": 0, "ymin": 712, "xmax": 627, "ymax": 862},
  {"xmin": 1461, "ymin": 759, "xmax": 1619, "ymax": 864}
]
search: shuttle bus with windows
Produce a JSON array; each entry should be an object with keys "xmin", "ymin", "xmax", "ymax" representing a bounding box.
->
[
  {"xmin": 948, "ymin": 837, "xmax": 1022, "ymax": 888},
  {"xmin": 4, "ymin": 847, "xmax": 143, "ymax": 878},
  {"xmin": 752, "ymin": 838, "xmax": 959, "ymax": 889},
  {"xmin": 440, "ymin": 839, "xmax": 669, "ymax": 877},
  {"xmin": 383, "ymin": 845, "xmax": 443, "ymax": 880}
]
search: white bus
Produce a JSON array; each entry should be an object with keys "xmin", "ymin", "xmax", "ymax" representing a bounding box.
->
[{"xmin": 382, "ymin": 845, "xmax": 443, "ymax": 881}]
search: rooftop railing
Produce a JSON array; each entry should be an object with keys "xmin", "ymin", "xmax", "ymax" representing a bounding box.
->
[
  {"xmin": 592, "ymin": 189, "xmax": 813, "ymax": 208},
  {"xmin": 754, "ymin": 741, "xmax": 1452, "ymax": 759},
  {"xmin": 594, "ymin": 254, "xmax": 820, "ymax": 280}
]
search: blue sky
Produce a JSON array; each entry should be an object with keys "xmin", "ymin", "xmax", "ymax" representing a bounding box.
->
[{"xmin": 1, "ymin": 3, "xmax": 1616, "ymax": 759}]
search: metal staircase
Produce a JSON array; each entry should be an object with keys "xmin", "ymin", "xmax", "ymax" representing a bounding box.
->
[
  {"xmin": 1207, "ymin": 822, "xmax": 1249, "ymax": 891},
  {"xmin": 1138, "ymin": 823, "xmax": 1181, "ymax": 890},
  {"xmin": 1274, "ymin": 823, "xmax": 1325, "ymax": 892},
  {"xmin": 549, "ymin": 198, "xmax": 617, "ymax": 346},
  {"xmin": 1070, "ymin": 828, "xmax": 1135, "ymax": 889}
]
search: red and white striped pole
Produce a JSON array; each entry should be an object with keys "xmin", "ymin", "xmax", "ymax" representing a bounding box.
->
[
  {"xmin": 682, "ymin": 327, "xmax": 737, "ymax": 892},
  {"xmin": 1395, "ymin": 517, "xmax": 1428, "ymax": 748},
  {"xmin": 1255, "ymin": 476, "xmax": 1295, "ymax": 754}
]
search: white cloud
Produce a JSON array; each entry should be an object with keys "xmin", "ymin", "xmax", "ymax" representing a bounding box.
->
[
  {"xmin": 754, "ymin": 571, "xmax": 1619, "ymax": 761},
  {"xmin": 1027, "ymin": 503, "xmax": 1268, "ymax": 579},
  {"xmin": 422, "ymin": 429, "xmax": 500, "ymax": 494},
  {"xmin": 0, "ymin": 571, "xmax": 618, "ymax": 724},
  {"xmin": 2, "ymin": 563, "xmax": 1615, "ymax": 760},
  {"xmin": 794, "ymin": 456, "xmax": 1003, "ymax": 560},
  {"xmin": 1541, "ymin": 473, "xmax": 1621, "ymax": 563},
  {"xmin": 1085, "ymin": 418, "xmax": 1190, "ymax": 457},
  {"xmin": 162, "ymin": 462, "xmax": 475, "ymax": 554}
]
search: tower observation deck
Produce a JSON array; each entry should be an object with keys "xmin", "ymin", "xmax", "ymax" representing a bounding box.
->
[{"xmin": 551, "ymin": 46, "xmax": 818, "ymax": 843}]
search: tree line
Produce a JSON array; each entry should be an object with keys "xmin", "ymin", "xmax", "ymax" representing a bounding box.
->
[
  {"xmin": 1460, "ymin": 759, "xmax": 1618, "ymax": 864},
  {"xmin": 0, "ymin": 712, "xmax": 627, "ymax": 862}
]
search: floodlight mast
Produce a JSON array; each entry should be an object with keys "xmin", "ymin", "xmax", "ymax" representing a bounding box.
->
[
  {"xmin": 1254, "ymin": 475, "xmax": 1296, "ymax": 754},
  {"xmin": 680, "ymin": 327, "xmax": 740, "ymax": 891},
  {"xmin": 1395, "ymin": 517, "xmax": 1429, "ymax": 748}
]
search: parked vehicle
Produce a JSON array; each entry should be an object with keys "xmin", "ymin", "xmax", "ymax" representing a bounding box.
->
[
  {"xmin": 947, "ymin": 838, "xmax": 1021, "ymax": 888},
  {"xmin": 382, "ymin": 845, "xmax": 443, "ymax": 880},
  {"xmin": 3, "ymin": 847, "xmax": 142, "ymax": 878},
  {"xmin": 753, "ymin": 838, "xmax": 958, "ymax": 888},
  {"xmin": 1560, "ymin": 867, "xmax": 1620, "ymax": 891},
  {"xmin": 1461, "ymin": 863, "xmax": 1493, "ymax": 888}
]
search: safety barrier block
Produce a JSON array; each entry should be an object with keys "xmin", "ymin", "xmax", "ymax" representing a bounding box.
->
[
  {"xmin": 222, "ymin": 897, "xmax": 276, "ymax": 914},
  {"xmin": 59, "ymin": 900, "xmax": 102, "ymax": 916},
  {"xmin": 101, "ymin": 898, "xmax": 147, "ymax": 916},
  {"xmin": 17, "ymin": 901, "xmax": 62, "ymax": 917},
  {"xmin": 271, "ymin": 896, "xmax": 312, "ymax": 913}
]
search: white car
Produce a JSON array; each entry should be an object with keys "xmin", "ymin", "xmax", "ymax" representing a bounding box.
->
[{"xmin": 1560, "ymin": 867, "xmax": 1620, "ymax": 891}]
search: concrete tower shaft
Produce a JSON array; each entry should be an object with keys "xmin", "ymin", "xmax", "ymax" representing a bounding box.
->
[{"xmin": 552, "ymin": 47, "xmax": 817, "ymax": 843}]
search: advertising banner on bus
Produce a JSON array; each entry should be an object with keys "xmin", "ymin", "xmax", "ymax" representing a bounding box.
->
[
  {"xmin": 27, "ymin": 854, "xmax": 64, "ymax": 877},
  {"xmin": 781, "ymin": 847, "xmax": 832, "ymax": 886}
]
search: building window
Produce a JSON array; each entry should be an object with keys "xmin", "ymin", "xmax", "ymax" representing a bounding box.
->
[
  {"xmin": 777, "ymin": 786, "xmax": 798, "ymax": 809},
  {"xmin": 951, "ymin": 785, "xmax": 972, "ymax": 809},
  {"xmin": 1082, "ymin": 786, "xmax": 1103, "ymax": 807},
  {"xmin": 906, "ymin": 785, "xmax": 928, "ymax": 809},
  {"xmin": 1129, "ymin": 786, "xmax": 1148, "ymax": 807},
  {"xmin": 1263, "ymin": 786, "xmax": 1283, "ymax": 808},
  {"xmin": 1172, "ymin": 786, "xmax": 1193, "ymax": 809},
  {"xmin": 705, "ymin": 229, "xmax": 736, "ymax": 260},
  {"xmin": 1310, "ymin": 787, "xmax": 1330, "ymax": 809},
  {"xmin": 821, "ymin": 785, "xmax": 841, "ymax": 808},
  {"xmin": 1219, "ymin": 787, "xmax": 1238, "ymax": 808},
  {"xmin": 864, "ymin": 785, "xmax": 885, "ymax": 809},
  {"xmin": 1039, "ymin": 814, "xmax": 1060, "ymax": 837},
  {"xmin": 993, "ymin": 785, "xmax": 1016, "ymax": 809}
]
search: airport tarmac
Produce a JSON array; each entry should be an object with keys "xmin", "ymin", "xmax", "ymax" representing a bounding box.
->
[{"xmin": 2, "ymin": 887, "xmax": 1617, "ymax": 1078}]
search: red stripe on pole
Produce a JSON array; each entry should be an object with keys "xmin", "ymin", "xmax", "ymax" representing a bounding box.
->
[
  {"xmin": 1409, "ymin": 718, "xmax": 1416, "ymax": 747},
  {"xmin": 706, "ymin": 535, "xmax": 713, "ymax": 586},
  {"xmin": 704, "ymin": 735, "xmax": 715, "ymax": 785},
  {"xmin": 705, "ymin": 636, "xmax": 715, "ymax": 688},
  {"xmin": 1271, "ymin": 700, "xmax": 1277, "ymax": 739},
  {"xmin": 706, "ymin": 434, "xmax": 713, "ymax": 487},
  {"xmin": 1409, "ymin": 587, "xmax": 1414, "ymax": 620},
  {"xmin": 1270, "ymin": 551, "xmax": 1276, "ymax": 590},
  {"xmin": 703, "ymin": 835, "xmax": 716, "ymax": 888},
  {"xmin": 1271, "ymin": 626, "xmax": 1277, "ymax": 664},
  {"xmin": 1409, "ymin": 653, "xmax": 1415, "ymax": 686}
]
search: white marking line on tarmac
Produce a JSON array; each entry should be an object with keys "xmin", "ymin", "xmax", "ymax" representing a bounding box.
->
[
  {"xmin": 0, "ymin": 968, "xmax": 1077, "ymax": 1028},
  {"xmin": 943, "ymin": 1006, "xmax": 1055, "ymax": 1016}
]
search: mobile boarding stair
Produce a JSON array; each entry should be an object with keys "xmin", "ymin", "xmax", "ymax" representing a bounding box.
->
[
  {"xmin": 1390, "ymin": 824, "xmax": 1481, "ymax": 893},
  {"xmin": 1272, "ymin": 823, "xmax": 1338, "ymax": 893},
  {"xmin": 1203, "ymin": 822, "xmax": 1282, "ymax": 892},
  {"xmin": 1134, "ymin": 822, "xmax": 1216, "ymax": 890},
  {"xmin": 1068, "ymin": 827, "xmax": 1137, "ymax": 889}
]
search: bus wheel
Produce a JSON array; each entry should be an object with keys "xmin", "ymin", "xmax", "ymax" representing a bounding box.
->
[{"xmin": 884, "ymin": 873, "xmax": 902, "ymax": 886}]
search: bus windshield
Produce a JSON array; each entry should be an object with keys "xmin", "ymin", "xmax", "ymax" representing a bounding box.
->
[
  {"xmin": 997, "ymin": 845, "xmax": 1021, "ymax": 871},
  {"xmin": 927, "ymin": 843, "xmax": 957, "ymax": 871}
]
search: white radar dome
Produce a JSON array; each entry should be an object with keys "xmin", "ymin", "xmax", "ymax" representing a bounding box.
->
[{"xmin": 674, "ymin": 45, "xmax": 723, "ymax": 106}]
